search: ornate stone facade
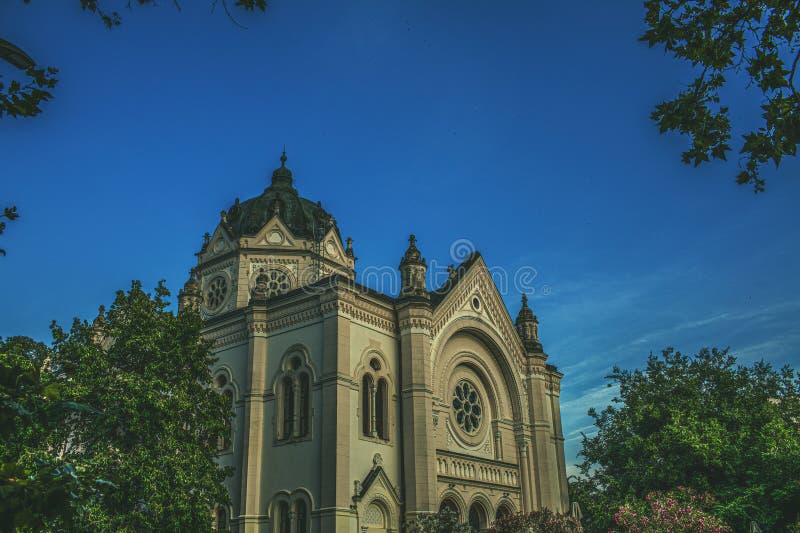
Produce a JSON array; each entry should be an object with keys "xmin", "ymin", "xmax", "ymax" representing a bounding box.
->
[{"xmin": 183, "ymin": 154, "xmax": 570, "ymax": 532}]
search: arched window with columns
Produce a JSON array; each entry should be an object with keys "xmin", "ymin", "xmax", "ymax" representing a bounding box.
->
[
  {"xmin": 276, "ymin": 501, "xmax": 290, "ymax": 533},
  {"xmin": 360, "ymin": 355, "xmax": 391, "ymax": 442},
  {"xmin": 213, "ymin": 371, "xmax": 236, "ymax": 452},
  {"xmin": 294, "ymin": 499, "xmax": 308, "ymax": 533},
  {"xmin": 270, "ymin": 491, "xmax": 312, "ymax": 533},
  {"xmin": 275, "ymin": 349, "xmax": 314, "ymax": 443}
]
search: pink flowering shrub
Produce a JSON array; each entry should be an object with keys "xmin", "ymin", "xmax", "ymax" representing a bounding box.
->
[{"xmin": 611, "ymin": 487, "xmax": 731, "ymax": 533}]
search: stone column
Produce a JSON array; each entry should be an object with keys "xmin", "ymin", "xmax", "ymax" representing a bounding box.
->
[
  {"xmin": 239, "ymin": 304, "xmax": 269, "ymax": 532},
  {"xmin": 517, "ymin": 439, "xmax": 534, "ymax": 513},
  {"xmin": 398, "ymin": 299, "xmax": 438, "ymax": 521},
  {"xmin": 369, "ymin": 380, "xmax": 377, "ymax": 437},
  {"xmin": 318, "ymin": 289, "xmax": 355, "ymax": 531}
]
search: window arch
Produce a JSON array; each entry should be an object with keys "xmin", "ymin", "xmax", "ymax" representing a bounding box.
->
[
  {"xmin": 276, "ymin": 500, "xmax": 290, "ymax": 533},
  {"xmin": 468, "ymin": 502, "xmax": 488, "ymax": 531},
  {"xmin": 294, "ymin": 499, "xmax": 308, "ymax": 533},
  {"xmin": 214, "ymin": 371, "xmax": 236, "ymax": 453},
  {"xmin": 271, "ymin": 491, "xmax": 312, "ymax": 533},
  {"xmin": 439, "ymin": 497, "xmax": 460, "ymax": 519},
  {"xmin": 360, "ymin": 355, "xmax": 391, "ymax": 442},
  {"xmin": 281, "ymin": 377, "xmax": 294, "ymax": 439},
  {"xmin": 214, "ymin": 505, "xmax": 228, "ymax": 531},
  {"xmin": 276, "ymin": 350, "xmax": 314, "ymax": 443},
  {"xmin": 299, "ymin": 373, "xmax": 310, "ymax": 437},
  {"xmin": 495, "ymin": 503, "xmax": 512, "ymax": 522}
]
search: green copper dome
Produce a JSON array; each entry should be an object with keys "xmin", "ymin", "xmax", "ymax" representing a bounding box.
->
[{"xmin": 224, "ymin": 153, "xmax": 338, "ymax": 240}]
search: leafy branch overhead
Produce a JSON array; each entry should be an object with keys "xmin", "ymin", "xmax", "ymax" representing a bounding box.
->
[
  {"xmin": 1, "ymin": 0, "xmax": 267, "ymax": 119},
  {"xmin": 642, "ymin": 0, "xmax": 800, "ymax": 192},
  {"xmin": 0, "ymin": 206, "xmax": 20, "ymax": 257}
]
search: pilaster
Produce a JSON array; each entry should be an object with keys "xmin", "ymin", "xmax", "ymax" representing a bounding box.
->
[
  {"xmin": 525, "ymin": 355, "xmax": 560, "ymax": 511},
  {"xmin": 548, "ymin": 370, "xmax": 569, "ymax": 512},
  {"xmin": 318, "ymin": 290, "xmax": 356, "ymax": 531},
  {"xmin": 397, "ymin": 298, "xmax": 437, "ymax": 521},
  {"xmin": 239, "ymin": 304, "xmax": 269, "ymax": 532}
]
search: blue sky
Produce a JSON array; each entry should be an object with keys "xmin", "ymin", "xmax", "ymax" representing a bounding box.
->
[{"xmin": 2, "ymin": 1, "xmax": 799, "ymax": 475}]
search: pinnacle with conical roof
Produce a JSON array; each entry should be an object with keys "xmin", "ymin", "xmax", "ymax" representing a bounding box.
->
[{"xmin": 399, "ymin": 233, "xmax": 428, "ymax": 298}]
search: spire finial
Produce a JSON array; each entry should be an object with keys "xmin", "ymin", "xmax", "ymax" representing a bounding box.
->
[
  {"xmin": 522, "ymin": 293, "xmax": 528, "ymax": 306},
  {"xmin": 409, "ymin": 234, "xmax": 416, "ymax": 246},
  {"xmin": 280, "ymin": 147, "xmax": 287, "ymax": 167}
]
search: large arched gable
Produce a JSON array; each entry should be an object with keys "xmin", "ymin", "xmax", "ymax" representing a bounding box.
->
[{"xmin": 432, "ymin": 317, "xmax": 526, "ymax": 423}]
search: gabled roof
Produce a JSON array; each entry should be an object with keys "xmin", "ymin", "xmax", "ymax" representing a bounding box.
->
[{"xmin": 429, "ymin": 251, "xmax": 482, "ymax": 307}]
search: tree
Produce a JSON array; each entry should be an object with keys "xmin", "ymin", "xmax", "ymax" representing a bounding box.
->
[
  {"xmin": 642, "ymin": 1, "xmax": 800, "ymax": 192},
  {"xmin": 44, "ymin": 280, "xmax": 232, "ymax": 530},
  {"xmin": 487, "ymin": 509, "xmax": 584, "ymax": 533},
  {"xmin": 573, "ymin": 347, "xmax": 800, "ymax": 532},
  {"xmin": 0, "ymin": 336, "xmax": 99, "ymax": 531},
  {"xmin": 405, "ymin": 508, "xmax": 476, "ymax": 533},
  {"xmin": 611, "ymin": 487, "xmax": 731, "ymax": 533}
]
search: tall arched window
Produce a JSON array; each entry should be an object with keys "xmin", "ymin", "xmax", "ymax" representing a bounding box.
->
[
  {"xmin": 295, "ymin": 499, "xmax": 308, "ymax": 533},
  {"xmin": 495, "ymin": 503, "xmax": 512, "ymax": 522},
  {"xmin": 468, "ymin": 502, "xmax": 487, "ymax": 531},
  {"xmin": 299, "ymin": 373, "xmax": 310, "ymax": 437},
  {"xmin": 361, "ymin": 356, "xmax": 391, "ymax": 442},
  {"xmin": 376, "ymin": 378, "xmax": 388, "ymax": 440},
  {"xmin": 281, "ymin": 377, "xmax": 294, "ymax": 440},
  {"xmin": 214, "ymin": 373, "xmax": 236, "ymax": 452},
  {"xmin": 439, "ymin": 498, "xmax": 460, "ymax": 519},
  {"xmin": 277, "ymin": 501, "xmax": 290, "ymax": 533},
  {"xmin": 362, "ymin": 374, "xmax": 374, "ymax": 436},
  {"xmin": 215, "ymin": 506, "xmax": 227, "ymax": 531},
  {"xmin": 276, "ymin": 351, "xmax": 314, "ymax": 443}
]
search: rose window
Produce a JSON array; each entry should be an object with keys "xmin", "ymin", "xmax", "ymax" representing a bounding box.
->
[
  {"xmin": 259, "ymin": 269, "xmax": 291, "ymax": 298},
  {"xmin": 205, "ymin": 277, "xmax": 228, "ymax": 310},
  {"xmin": 452, "ymin": 380, "xmax": 482, "ymax": 434}
]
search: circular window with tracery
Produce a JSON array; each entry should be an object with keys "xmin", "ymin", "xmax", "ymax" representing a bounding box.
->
[
  {"xmin": 205, "ymin": 276, "xmax": 228, "ymax": 310},
  {"xmin": 257, "ymin": 268, "xmax": 292, "ymax": 298},
  {"xmin": 452, "ymin": 380, "xmax": 483, "ymax": 434}
]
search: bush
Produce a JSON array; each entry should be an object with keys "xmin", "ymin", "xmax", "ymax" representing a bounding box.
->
[
  {"xmin": 487, "ymin": 508, "xmax": 583, "ymax": 533},
  {"xmin": 611, "ymin": 487, "xmax": 731, "ymax": 533},
  {"xmin": 405, "ymin": 508, "xmax": 475, "ymax": 533}
]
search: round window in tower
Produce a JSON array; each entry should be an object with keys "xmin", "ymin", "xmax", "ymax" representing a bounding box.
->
[
  {"xmin": 204, "ymin": 276, "xmax": 228, "ymax": 311},
  {"xmin": 452, "ymin": 380, "xmax": 483, "ymax": 435}
]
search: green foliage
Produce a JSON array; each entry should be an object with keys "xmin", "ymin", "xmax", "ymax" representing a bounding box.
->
[
  {"xmin": 405, "ymin": 508, "xmax": 476, "ymax": 533},
  {"xmin": 0, "ymin": 337, "xmax": 90, "ymax": 531},
  {"xmin": 572, "ymin": 347, "xmax": 800, "ymax": 532},
  {"xmin": 46, "ymin": 280, "xmax": 232, "ymax": 531},
  {"xmin": 0, "ymin": 205, "xmax": 20, "ymax": 256},
  {"xmin": 641, "ymin": 0, "xmax": 800, "ymax": 192},
  {"xmin": 0, "ymin": 63, "xmax": 58, "ymax": 119},
  {"xmin": 487, "ymin": 509, "xmax": 584, "ymax": 533}
]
